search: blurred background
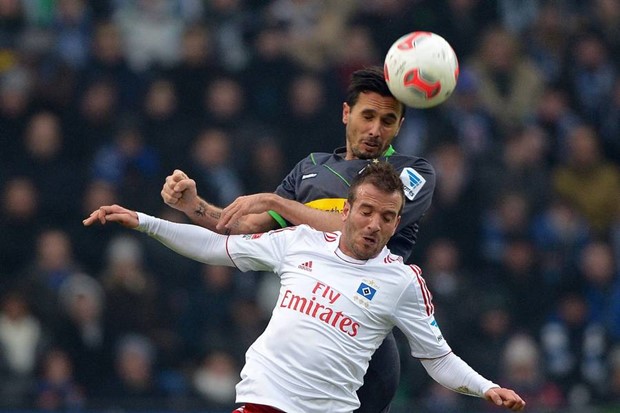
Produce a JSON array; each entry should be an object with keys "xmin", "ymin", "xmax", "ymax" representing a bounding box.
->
[{"xmin": 0, "ymin": 0, "xmax": 619, "ymax": 412}]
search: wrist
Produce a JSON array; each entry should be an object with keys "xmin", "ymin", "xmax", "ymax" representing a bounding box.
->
[
  {"xmin": 267, "ymin": 193, "xmax": 281, "ymax": 212},
  {"xmin": 191, "ymin": 198, "xmax": 209, "ymax": 218}
]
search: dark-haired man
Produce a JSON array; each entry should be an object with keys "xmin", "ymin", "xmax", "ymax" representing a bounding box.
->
[{"xmin": 160, "ymin": 66, "xmax": 434, "ymax": 412}]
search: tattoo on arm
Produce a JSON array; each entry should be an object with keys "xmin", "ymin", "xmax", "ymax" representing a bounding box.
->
[
  {"xmin": 194, "ymin": 201, "xmax": 207, "ymax": 217},
  {"xmin": 194, "ymin": 200, "xmax": 221, "ymax": 220}
]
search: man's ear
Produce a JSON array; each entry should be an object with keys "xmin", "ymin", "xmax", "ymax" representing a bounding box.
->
[
  {"xmin": 342, "ymin": 201, "xmax": 351, "ymax": 222},
  {"xmin": 391, "ymin": 215, "xmax": 402, "ymax": 236},
  {"xmin": 395, "ymin": 117, "xmax": 405, "ymax": 137},
  {"xmin": 342, "ymin": 102, "xmax": 350, "ymax": 124}
]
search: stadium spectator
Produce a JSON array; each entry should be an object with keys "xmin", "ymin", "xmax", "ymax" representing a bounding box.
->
[
  {"xmin": 530, "ymin": 196, "xmax": 591, "ymax": 289},
  {"xmin": 164, "ymin": 23, "xmax": 221, "ymax": 118},
  {"xmin": 91, "ymin": 117, "xmax": 162, "ymax": 213},
  {"xmin": 468, "ymin": 25, "xmax": 545, "ymax": 135},
  {"xmin": 99, "ymin": 333, "xmax": 168, "ymax": 409},
  {"xmin": 186, "ymin": 127, "xmax": 245, "ymax": 208},
  {"xmin": 412, "ymin": 142, "xmax": 482, "ymax": 269},
  {"xmin": 278, "ymin": 71, "xmax": 342, "ymax": 169},
  {"xmin": 565, "ymin": 31, "xmax": 616, "ymax": 125},
  {"xmin": 34, "ymin": 347, "xmax": 85, "ymax": 411},
  {"xmin": 18, "ymin": 229, "xmax": 83, "ymax": 329},
  {"xmin": 551, "ymin": 124, "xmax": 620, "ymax": 236},
  {"xmin": 241, "ymin": 23, "xmax": 300, "ymax": 124},
  {"xmin": 55, "ymin": 273, "xmax": 113, "ymax": 398},
  {"xmin": 540, "ymin": 289, "xmax": 609, "ymax": 406},
  {"xmin": 190, "ymin": 349, "xmax": 239, "ymax": 409},
  {"xmin": 9, "ymin": 111, "xmax": 82, "ymax": 226},
  {"xmin": 498, "ymin": 333, "xmax": 565, "ymax": 411},
  {"xmin": 0, "ymin": 176, "xmax": 40, "ymax": 281},
  {"xmin": 0, "ymin": 290, "xmax": 48, "ymax": 408},
  {"xmin": 578, "ymin": 240, "xmax": 620, "ymax": 341}
]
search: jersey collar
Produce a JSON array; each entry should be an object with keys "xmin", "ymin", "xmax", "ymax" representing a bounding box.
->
[{"xmin": 333, "ymin": 145, "xmax": 396, "ymax": 160}]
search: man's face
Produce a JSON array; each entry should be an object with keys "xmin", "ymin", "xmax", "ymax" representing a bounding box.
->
[
  {"xmin": 340, "ymin": 183, "xmax": 402, "ymax": 260},
  {"xmin": 343, "ymin": 92, "xmax": 404, "ymax": 160}
]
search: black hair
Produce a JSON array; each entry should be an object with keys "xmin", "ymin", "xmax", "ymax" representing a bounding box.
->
[{"xmin": 346, "ymin": 66, "xmax": 405, "ymax": 117}]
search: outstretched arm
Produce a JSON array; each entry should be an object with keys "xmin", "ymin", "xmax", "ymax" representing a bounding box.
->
[
  {"xmin": 420, "ymin": 353, "xmax": 525, "ymax": 411},
  {"xmin": 160, "ymin": 169, "xmax": 276, "ymax": 234},
  {"xmin": 83, "ymin": 204, "xmax": 233, "ymax": 266}
]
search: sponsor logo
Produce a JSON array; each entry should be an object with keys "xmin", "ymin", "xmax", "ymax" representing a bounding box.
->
[
  {"xmin": 302, "ymin": 173, "xmax": 318, "ymax": 180},
  {"xmin": 305, "ymin": 198, "xmax": 346, "ymax": 213},
  {"xmin": 298, "ymin": 261, "xmax": 313, "ymax": 272},
  {"xmin": 278, "ymin": 282, "xmax": 359, "ymax": 336},
  {"xmin": 400, "ymin": 167, "xmax": 425, "ymax": 200},
  {"xmin": 242, "ymin": 233, "xmax": 264, "ymax": 240}
]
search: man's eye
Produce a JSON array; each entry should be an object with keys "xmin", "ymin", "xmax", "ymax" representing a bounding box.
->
[{"xmin": 382, "ymin": 213, "xmax": 397, "ymax": 222}]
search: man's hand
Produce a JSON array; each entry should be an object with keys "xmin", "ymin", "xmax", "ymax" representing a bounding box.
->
[
  {"xmin": 218, "ymin": 193, "xmax": 278, "ymax": 232},
  {"xmin": 484, "ymin": 387, "xmax": 525, "ymax": 411},
  {"xmin": 82, "ymin": 204, "xmax": 139, "ymax": 229},
  {"xmin": 161, "ymin": 169, "xmax": 198, "ymax": 214}
]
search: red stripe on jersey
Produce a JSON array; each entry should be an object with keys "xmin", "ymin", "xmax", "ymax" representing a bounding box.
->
[
  {"xmin": 233, "ymin": 403, "xmax": 284, "ymax": 413},
  {"xmin": 410, "ymin": 265, "xmax": 433, "ymax": 316},
  {"xmin": 272, "ymin": 226, "xmax": 297, "ymax": 234},
  {"xmin": 409, "ymin": 264, "xmax": 422, "ymax": 276},
  {"xmin": 225, "ymin": 236, "xmax": 241, "ymax": 270}
]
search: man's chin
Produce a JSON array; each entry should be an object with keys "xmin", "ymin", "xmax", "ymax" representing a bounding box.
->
[{"xmin": 354, "ymin": 150, "xmax": 382, "ymax": 160}]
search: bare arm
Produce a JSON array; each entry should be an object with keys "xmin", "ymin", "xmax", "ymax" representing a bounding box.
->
[
  {"xmin": 218, "ymin": 193, "xmax": 343, "ymax": 233},
  {"xmin": 160, "ymin": 169, "xmax": 276, "ymax": 234}
]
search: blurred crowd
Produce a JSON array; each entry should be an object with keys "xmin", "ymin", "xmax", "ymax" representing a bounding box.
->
[{"xmin": 0, "ymin": 0, "xmax": 619, "ymax": 412}]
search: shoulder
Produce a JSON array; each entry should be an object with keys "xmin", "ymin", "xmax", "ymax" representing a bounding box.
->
[
  {"xmin": 390, "ymin": 154, "xmax": 435, "ymax": 177},
  {"xmin": 273, "ymin": 223, "xmax": 325, "ymax": 239},
  {"xmin": 399, "ymin": 264, "xmax": 436, "ymax": 315},
  {"xmin": 287, "ymin": 152, "xmax": 336, "ymax": 171},
  {"xmin": 376, "ymin": 252, "xmax": 423, "ymax": 280},
  {"xmin": 307, "ymin": 152, "xmax": 338, "ymax": 165}
]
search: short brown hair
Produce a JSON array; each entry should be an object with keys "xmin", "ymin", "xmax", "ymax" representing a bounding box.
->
[{"xmin": 347, "ymin": 162, "xmax": 405, "ymax": 215}]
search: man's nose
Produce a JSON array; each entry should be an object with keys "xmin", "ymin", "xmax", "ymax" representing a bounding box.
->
[
  {"xmin": 367, "ymin": 215, "xmax": 381, "ymax": 231},
  {"xmin": 368, "ymin": 120, "xmax": 382, "ymax": 137}
]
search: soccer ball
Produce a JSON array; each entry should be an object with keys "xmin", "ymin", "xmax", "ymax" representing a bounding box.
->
[{"xmin": 384, "ymin": 31, "xmax": 459, "ymax": 109}]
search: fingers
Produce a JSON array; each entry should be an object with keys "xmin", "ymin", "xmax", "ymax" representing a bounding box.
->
[
  {"xmin": 486, "ymin": 388, "xmax": 525, "ymax": 411},
  {"xmin": 82, "ymin": 210, "xmax": 101, "ymax": 226},
  {"xmin": 162, "ymin": 171, "xmax": 190, "ymax": 205},
  {"xmin": 82, "ymin": 205, "xmax": 139, "ymax": 228},
  {"xmin": 83, "ymin": 206, "xmax": 110, "ymax": 226},
  {"xmin": 488, "ymin": 391, "xmax": 503, "ymax": 406},
  {"xmin": 163, "ymin": 170, "xmax": 196, "ymax": 200},
  {"xmin": 218, "ymin": 201, "xmax": 241, "ymax": 231}
]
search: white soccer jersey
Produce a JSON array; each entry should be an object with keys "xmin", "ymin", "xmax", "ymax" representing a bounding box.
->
[{"xmin": 223, "ymin": 225, "xmax": 452, "ymax": 413}]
